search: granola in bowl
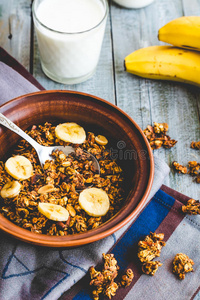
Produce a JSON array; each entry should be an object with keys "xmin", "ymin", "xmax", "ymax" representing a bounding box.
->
[{"xmin": 0, "ymin": 122, "xmax": 125, "ymax": 236}]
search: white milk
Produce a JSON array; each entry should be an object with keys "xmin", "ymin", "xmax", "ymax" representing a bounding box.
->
[
  {"xmin": 113, "ymin": 0, "xmax": 155, "ymax": 9},
  {"xmin": 33, "ymin": 0, "xmax": 108, "ymax": 84}
]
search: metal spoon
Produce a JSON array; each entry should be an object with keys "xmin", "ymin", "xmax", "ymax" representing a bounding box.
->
[{"xmin": 0, "ymin": 113, "xmax": 100, "ymax": 173}]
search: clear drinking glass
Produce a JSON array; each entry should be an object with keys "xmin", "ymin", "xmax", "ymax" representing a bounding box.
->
[{"xmin": 32, "ymin": 0, "xmax": 108, "ymax": 84}]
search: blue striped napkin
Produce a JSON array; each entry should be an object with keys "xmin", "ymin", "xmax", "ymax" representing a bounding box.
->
[{"xmin": 61, "ymin": 186, "xmax": 200, "ymax": 300}]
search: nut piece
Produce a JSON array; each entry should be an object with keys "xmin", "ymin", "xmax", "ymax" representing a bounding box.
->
[
  {"xmin": 141, "ymin": 261, "xmax": 162, "ymax": 276},
  {"xmin": 172, "ymin": 161, "xmax": 187, "ymax": 174},
  {"xmin": 38, "ymin": 184, "xmax": 58, "ymax": 194},
  {"xmin": 172, "ymin": 253, "xmax": 194, "ymax": 280},
  {"xmin": 95, "ymin": 135, "xmax": 108, "ymax": 146},
  {"xmin": 182, "ymin": 199, "xmax": 200, "ymax": 215},
  {"xmin": 66, "ymin": 204, "xmax": 76, "ymax": 217}
]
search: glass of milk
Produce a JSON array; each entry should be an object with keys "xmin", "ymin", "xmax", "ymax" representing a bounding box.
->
[{"xmin": 32, "ymin": 0, "xmax": 108, "ymax": 84}]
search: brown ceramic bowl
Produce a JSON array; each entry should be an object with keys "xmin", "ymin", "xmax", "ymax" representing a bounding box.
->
[{"xmin": 0, "ymin": 90, "xmax": 154, "ymax": 247}]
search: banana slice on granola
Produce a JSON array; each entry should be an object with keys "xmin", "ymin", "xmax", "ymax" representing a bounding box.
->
[
  {"xmin": 5, "ymin": 155, "xmax": 33, "ymax": 180},
  {"xmin": 38, "ymin": 203, "xmax": 69, "ymax": 221},
  {"xmin": 55, "ymin": 122, "xmax": 86, "ymax": 144},
  {"xmin": 0, "ymin": 181, "xmax": 21, "ymax": 199},
  {"xmin": 95, "ymin": 135, "xmax": 108, "ymax": 146},
  {"xmin": 78, "ymin": 187, "xmax": 110, "ymax": 217}
]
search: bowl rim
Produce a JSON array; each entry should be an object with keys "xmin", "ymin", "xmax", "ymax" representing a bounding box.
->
[{"xmin": 0, "ymin": 90, "xmax": 154, "ymax": 247}]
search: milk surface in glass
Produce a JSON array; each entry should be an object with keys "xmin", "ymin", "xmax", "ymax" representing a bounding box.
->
[{"xmin": 33, "ymin": 0, "xmax": 107, "ymax": 84}]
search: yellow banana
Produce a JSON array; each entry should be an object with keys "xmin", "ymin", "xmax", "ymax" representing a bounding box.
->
[
  {"xmin": 158, "ymin": 16, "xmax": 200, "ymax": 51},
  {"xmin": 124, "ymin": 45, "xmax": 200, "ymax": 87}
]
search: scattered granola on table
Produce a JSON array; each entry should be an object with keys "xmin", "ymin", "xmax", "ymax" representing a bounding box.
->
[
  {"xmin": 138, "ymin": 232, "xmax": 166, "ymax": 263},
  {"xmin": 191, "ymin": 141, "xmax": 200, "ymax": 150},
  {"xmin": 0, "ymin": 122, "xmax": 125, "ymax": 236},
  {"xmin": 143, "ymin": 122, "xmax": 177, "ymax": 150},
  {"xmin": 138, "ymin": 232, "xmax": 165, "ymax": 275},
  {"xmin": 172, "ymin": 253, "xmax": 194, "ymax": 280},
  {"xmin": 172, "ymin": 161, "xmax": 187, "ymax": 174},
  {"xmin": 172, "ymin": 161, "xmax": 200, "ymax": 183},
  {"xmin": 182, "ymin": 199, "xmax": 200, "ymax": 215},
  {"xmin": 89, "ymin": 253, "xmax": 134, "ymax": 300},
  {"xmin": 120, "ymin": 269, "xmax": 134, "ymax": 287},
  {"xmin": 188, "ymin": 161, "xmax": 200, "ymax": 183},
  {"xmin": 188, "ymin": 161, "xmax": 200, "ymax": 176}
]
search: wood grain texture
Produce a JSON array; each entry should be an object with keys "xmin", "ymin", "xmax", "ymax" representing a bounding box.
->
[
  {"xmin": 0, "ymin": 0, "xmax": 31, "ymax": 70},
  {"xmin": 111, "ymin": 0, "xmax": 200, "ymax": 199}
]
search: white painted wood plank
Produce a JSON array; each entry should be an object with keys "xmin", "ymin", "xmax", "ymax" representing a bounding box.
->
[
  {"xmin": 32, "ymin": 6, "xmax": 116, "ymax": 104},
  {"xmin": 182, "ymin": 0, "xmax": 200, "ymax": 15},
  {"xmin": 0, "ymin": 0, "xmax": 31, "ymax": 70}
]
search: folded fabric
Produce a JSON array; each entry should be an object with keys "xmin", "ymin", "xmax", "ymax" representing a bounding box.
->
[
  {"xmin": 63, "ymin": 187, "xmax": 200, "ymax": 300},
  {"xmin": 0, "ymin": 47, "xmax": 197, "ymax": 300}
]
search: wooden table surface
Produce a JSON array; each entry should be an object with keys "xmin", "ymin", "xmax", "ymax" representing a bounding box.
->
[{"xmin": 0, "ymin": 0, "xmax": 199, "ymax": 199}]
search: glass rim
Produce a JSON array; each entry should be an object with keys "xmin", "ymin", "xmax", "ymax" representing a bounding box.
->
[{"xmin": 32, "ymin": 0, "xmax": 108, "ymax": 35}]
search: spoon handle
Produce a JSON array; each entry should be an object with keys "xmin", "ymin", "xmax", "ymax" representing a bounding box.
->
[{"xmin": 0, "ymin": 113, "xmax": 41, "ymax": 150}]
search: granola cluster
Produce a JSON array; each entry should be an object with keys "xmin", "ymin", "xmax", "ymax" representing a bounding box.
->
[
  {"xmin": 191, "ymin": 141, "xmax": 200, "ymax": 150},
  {"xmin": 172, "ymin": 161, "xmax": 187, "ymax": 174},
  {"xmin": 0, "ymin": 123, "xmax": 125, "ymax": 236},
  {"xmin": 89, "ymin": 253, "xmax": 134, "ymax": 300},
  {"xmin": 138, "ymin": 232, "xmax": 166, "ymax": 275},
  {"xmin": 172, "ymin": 253, "xmax": 194, "ymax": 280},
  {"xmin": 182, "ymin": 199, "xmax": 200, "ymax": 215},
  {"xmin": 172, "ymin": 160, "xmax": 200, "ymax": 183},
  {"xmin": 143, "ymin": 122, "xmax": 177, "ymax": 150},
  {"xmin": 119, "ymin": 268, "xmax": 134, "ymax": 287}
]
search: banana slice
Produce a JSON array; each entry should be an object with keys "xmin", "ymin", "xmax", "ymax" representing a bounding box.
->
[
  {"xmin": 95, "ymin": 135, "xmax": 108, "ymax": 146},
  {"xmin": 0, "ymin": 181, "xmax": 21, "ymax": 199},
  {"xmin": 78, "ymin": 187, "xmax": 110, "ymax": 217},
  {"xmin": 55, "ymin": 122, "xmax": 86, "ymax": 144},
  {"xmin": 38, "ymin": 203, "xmax": 69, "ymax": 221},
  {"xmin": 5, "ymin": 155, "xmax": 33, "ymax": 180}
]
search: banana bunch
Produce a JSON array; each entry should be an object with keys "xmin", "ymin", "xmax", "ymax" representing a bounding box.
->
[
  {"xmin": 158, "ymin": 16, "xmax": 200, "ymax": 51},
  {"xmin": 125, "ymin": 16, "xmax": 200, "ymax": 86}
]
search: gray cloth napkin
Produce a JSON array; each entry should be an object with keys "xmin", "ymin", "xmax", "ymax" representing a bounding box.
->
[
  {"xmin": 0, "ymin": 62, "xmax": 39, "ymax": 104},
  {"xmin": 0, "ymin": 62, "xmax": 170, "ymax": 300}
]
